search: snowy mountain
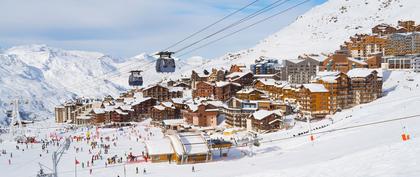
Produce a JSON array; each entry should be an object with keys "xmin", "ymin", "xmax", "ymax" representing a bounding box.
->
[
  {"xmin": 0, "ymin": 45, "xmax": 208, "ymax": 123},
  {"xmin": 206, "ymin": 0, "xmax": 420, "ymax": 65}
]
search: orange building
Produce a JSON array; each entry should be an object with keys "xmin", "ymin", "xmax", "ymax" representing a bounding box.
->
[{"xmin": 297, "ymin": 84, "xmax": 330, "ymax": 119}]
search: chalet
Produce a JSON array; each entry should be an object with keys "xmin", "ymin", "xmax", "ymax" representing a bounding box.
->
[
  {"xmin": 313, "ymin": 71, "xmax": 352, "ymax": 113},
  {"xmin": 344, "ymin": 34, "xmax": 387, "ymax": 58},
  {"xmin": 193, "ymin": 82, "xmax": 214, "ymax": 98},
  {"xmin": 223, "ymin": 97, "xmax": 258, "ymax": 128},
  {"xmin": 281, "ymin": 84, "xmax": 301, "ymax": 103},
  {"xmin": 182, "ymin": 102, "xmax": 221, "ymax": 127},
  {"xmin": 129, "ymin": 97, "xmax": 157, "ymax": 121},
  {"xmin": 230, "ymin": 64, "xmax": 246, "ymax": 73},
  {"xmin": 226, "ymin": 72, "xmax": 254, "ymax": 86},
  {"xmin": 298, "ymin": 84, "xmax": 330, "ymax": 119},
  {"xmin": 191, "ymin": 69, "xmax": 225, "ymax": 89},
  {"xmin": 236, "ymin": 88, "xmax": 266, "ymax": 100},
  {"xmin": 347, "ymin": 69, "xmax": 382, "ymax": 105},
  {"xmin": 214, "ymin": 81, "xmax": 242, "ymax": 101},
  {"xmin": 150, "ymin": 102, "xmax": 178, "ymax": 121},
  {"xmin": 320, "ymin": 50, "xmax": 368, "ymax": 73},
  {"xmin": 372, "ymin": 23, "xmax": 396, "ymax": 36},
  {"xmin": 247, "ymin": 110, "xmax": 284, "ymax": 133},
  {"xmin": 193, "ymin": 81, "xmax": 242, "ymax": 101},
  {"xmin": 90, "ymin": 108, "xmax": 107, "ymax": 125},
  {"xmin": 142, "ymin": 84, "xmax": 183, "ymax": 102},
  {"xmin": 253, "ymin": 79, "xmax": 286, "ymax": 99}
]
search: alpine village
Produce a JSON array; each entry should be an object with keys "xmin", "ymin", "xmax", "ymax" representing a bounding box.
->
[{"xmin": 53, "ymin": 20, "xmax": 420, "ymax": 164}]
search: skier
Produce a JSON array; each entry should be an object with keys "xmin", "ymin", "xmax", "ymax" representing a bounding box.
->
[
  {"xmin": 192, "ymin": 166, "xmax": 195, "ymax": 172},
  {"xmin": 136, "ymin": 167, "xmax": 139, "ymax": 174},
  {"xmin": 143, "ymin": 168, "xmax": 146, "ymax": 174}
]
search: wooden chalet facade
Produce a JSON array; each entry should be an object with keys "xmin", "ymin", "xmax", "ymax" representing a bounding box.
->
[
  {"xmin": 320, "ymin": 51, "xmax": 368, "ymax": 73},
  {"xmin": 248, "ymin": 110, "xmax": 284, "ymax": 132},
  {"xmin": 193, "ymin": 81, "xmax": 242, "ymax": 101},
  {"xmin": 183, "ymin": 103, "xmax": 220, "ymax": 127},
  {"xmin": 347, "ymin": 69, "xmax": 382, "ymax": 105},
  {"xmin": 235, "ymin": 88, "xmax": 266, "ymax": 100},
  {"xmin": 150, "ymin": 102, "xmax": 178, "ymax": 122},
  {"xmin": 313, "ymin": 72, "xmax": 352, "ymax": 113},
  {"xmin": 226, "ymin": 72, "xmax": 254, "ymax": 86},
  {"xmin": 142, "ymin": 84, "xmax": 183, "ymax": 102},
  {"xmin": 298, "ymin": 84, "xmax": 330, "ymax": 119}
]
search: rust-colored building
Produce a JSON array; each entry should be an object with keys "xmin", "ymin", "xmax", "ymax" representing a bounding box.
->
[
  {"xmin": 226, "ymin": 72, "xmax": 254, "ymax": 86},
  {"xmin": 235, "ymin": 88, "xmax": 266, "ymax": 100},
  {"xmin": 248, "ymin": 110, "xmax": 284, "ymax": 132},
  {"xmin": 150, "ymin": 102, "xmax": 178, "ymax": 121},
  {"xmin": 183, "ymin": 103, "xmax": 220, "ymax": 127},
  {"xmin": 347, "ymin": 69, "xmax": 382, "ymax": 105},
  {"xmin": 193, "ymin": 81, "xmax": 242, "ymax": 101},
  {"xmin": 320, "ymin": 51, "xmax": 368, "ymax": 73},
  {"xmin": 313, "ymin": 72, "xmax": 352, "ymax": 113},
  {"xmin": 142, "ymin": 84, "xmax": 183, "ymax": 102},
  {"xmin": 297, "ymin": 84, "xmax": 331, "ymax": 119}
]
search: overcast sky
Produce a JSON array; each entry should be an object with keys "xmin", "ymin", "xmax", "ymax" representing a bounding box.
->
[{"xmin": 0, "ymin": 0, "xmax": 326, "ymax": 59}]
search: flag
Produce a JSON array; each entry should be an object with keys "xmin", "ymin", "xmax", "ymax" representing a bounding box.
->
[{"xmin": 75, "ymin": 159, "xmax": 80, "ymax": 165}]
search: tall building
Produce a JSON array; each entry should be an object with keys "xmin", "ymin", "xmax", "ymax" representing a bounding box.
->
[
  {"xmin": 250, "ymin": 57, "xmax": 281, "ymax": 75},
  {"xmin": 277, "ymin": 57, "xmax": 320, "ymax": 84},
  {"xmin": 385, "ymin": 32, "xmax": 420, "ymax": 56}
]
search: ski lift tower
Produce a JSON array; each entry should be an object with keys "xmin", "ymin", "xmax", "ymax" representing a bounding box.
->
[
  {"xmin": 9, "ymin": 99, "xmax": 24, "ymax": 137},
  {"xmin": 37, "ymin": 138, "xmax": 71, "ymax": 177}
]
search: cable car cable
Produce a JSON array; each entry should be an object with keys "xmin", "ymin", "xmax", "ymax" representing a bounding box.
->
[
  {"xmin": 176, "ymin": 0, "xmax": 311, "ymax": 57},
  {"xmin": 173, "ymin": 0, "xmax": 292, "ymax": 54},
  {"xmin": 162, "ymin": 0, "xmax": 262, "ymax": 51}
]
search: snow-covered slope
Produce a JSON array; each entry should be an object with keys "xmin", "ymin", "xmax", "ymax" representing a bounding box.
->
[
  {"xmin": 207, "ymin": 0, "xmax": 420, "ymax": 65},
  {"xmin": 0, "ymin": 45, "xmax": 208, "ymax": 123}
]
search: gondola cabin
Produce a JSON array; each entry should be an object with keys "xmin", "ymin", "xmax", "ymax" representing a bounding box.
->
[
  {"xmin": 129, "ymin": 70, "xmax": 143, "ymax": 87},
  {"xmin": 156, "ymin": 51, "xmax": 176, "ymax": 73}
]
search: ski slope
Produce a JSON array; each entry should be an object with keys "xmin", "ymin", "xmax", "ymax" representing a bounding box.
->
[{"xmin": 1, "ymin": 70, "xmax": 419, "ymax": 177}]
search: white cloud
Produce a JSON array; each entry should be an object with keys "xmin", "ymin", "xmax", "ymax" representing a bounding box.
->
[{"xmin": 0, "ymin": 0, "xmax": 323, "ymax": 58}]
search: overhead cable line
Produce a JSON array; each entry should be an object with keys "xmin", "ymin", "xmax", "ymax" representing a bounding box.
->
[
  {"xmin": 162, "ymin": 0, "xmax": 262, "ymax": 51},
  {"xmin": 174, "ymin": 0, "xmax": 292, "ymax": 54},
  {"xmin": 176, "ymin": 0, "xmax": 311, "ymax": 57}
]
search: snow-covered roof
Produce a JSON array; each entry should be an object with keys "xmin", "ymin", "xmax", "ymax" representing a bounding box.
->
[
  {"xmin": 215, "ymin": 81, "xmax": 241, "ymax": 87},
  {"xmin": 161, "ymin": 102, "xmax": 173, "ymax": 108},
  {"xmin": 348, "ymin": 57, "xmax": 367, "ymax": 65},
  {"xmin": 153, "ymin": 105, "xmax": 165, "ymax": 111},
  {"xmin": 115, "ymin": 109, "xmax": 128, "ymax": 115},
  {"xmin": 119, "ymin": 105, "xmax": 133, "ymax": 111},
  {"xmin": 236, "ymin": 88, "xmax": 260, "ymax": 94},
  {"xmin": 178, "ymin": 133, "xmax": 209, "ymax": 155},
  {"xmin": 131, "ymin": 97, "xmax": 152, "ymax": 106},
  {"xmin": 171, "ymin": 98, "xmax": 185, "ymax": 104},
  {"xmin": 168, "ymin": 87, "xmax": 184, "ymax": 92},
  {"xmin": 302, "ymin": 84, "xmax": 329, "ymax": 93},
  {"xmin": 162, "ymin": 119, "xmax": 185, "ymax": 126},
  {"xmin": 226, "ymin": 72, "xmax": 251, "ymax": 79},
  {"xmin": 145, "ymin": 138, "xmax": 174, "ymax": 155},
  {"xmin": 186, "ymin": 103, "xmax": 199, "ymax": 112},
  {"xmin": 92, "ymin": 108, "xmax": 105, "ymax": 114},
  {"xmin": 167, "ymin": 133, "xmax": 209, "ymax": 156},
  {"xmin": 206, "ymin": 100, "xmax": 224, "ymax": 107},
  {"xmin": 347, "ymin": 68, "xmax": 378, "ymax": 78},
  {"xmin": 251, "ymin": 110, "xmax": 282, "ymax": 120},
  {"xmin": 315, "ymin": 71, "xmax": 341, "ymax": 83}
]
